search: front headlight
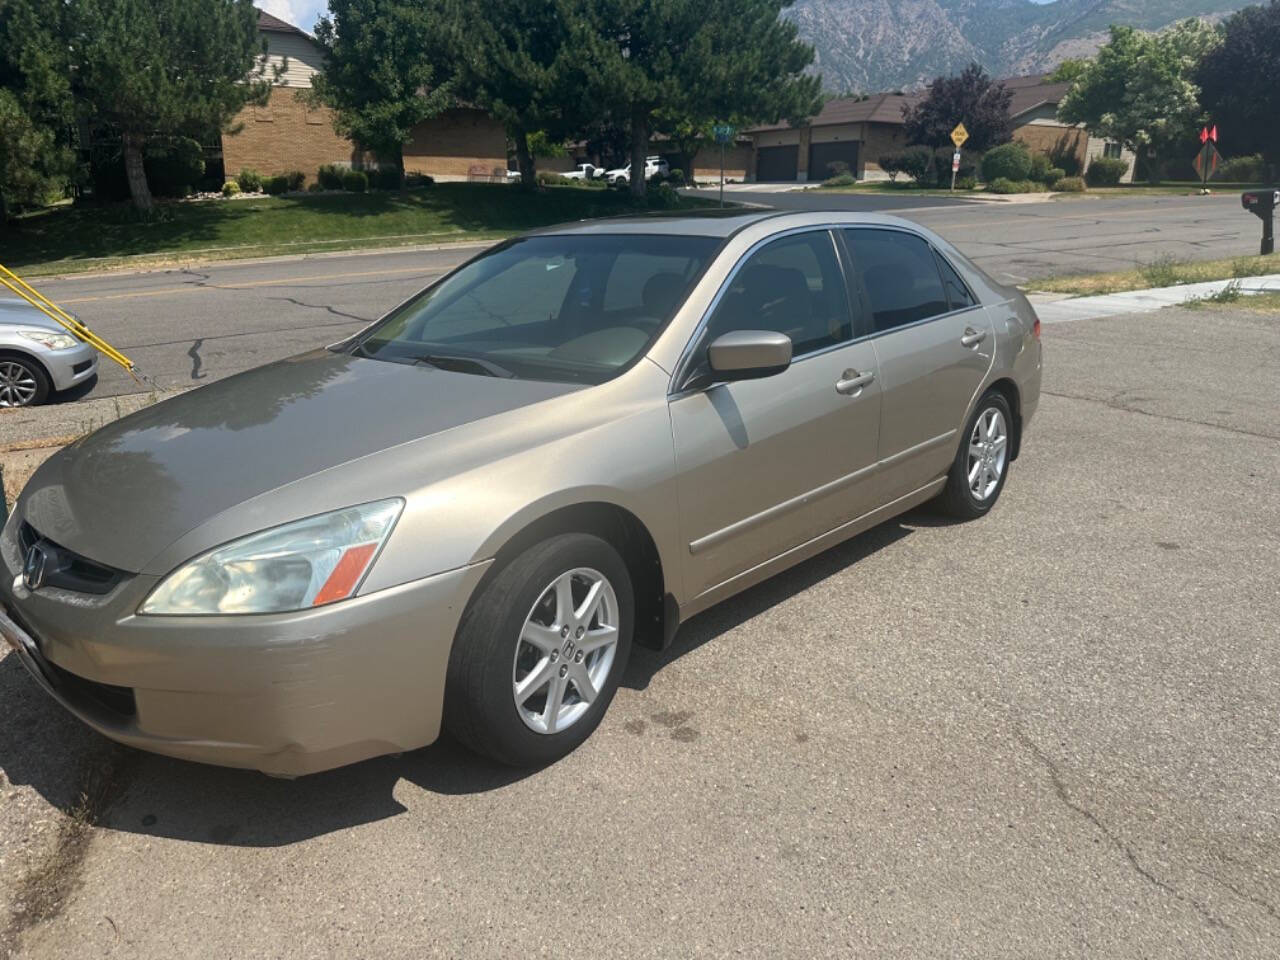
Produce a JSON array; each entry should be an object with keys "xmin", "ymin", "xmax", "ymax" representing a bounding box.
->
[
  {"xmin": 19, "ymin": 329, "xmax": 79, "ymax": 351},
  {"xmin": 140, "ymin": 499, "xmax": 403, "ymax": 616}
]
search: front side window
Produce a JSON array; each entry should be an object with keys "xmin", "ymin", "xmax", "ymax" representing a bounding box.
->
[
  {"xmin": 349, "ymin": 234, "xmax": 718, "ymax": 384},
  {"xmin": 701, "ymin": 231, "xmax": 852, "ymax": 356},
  {"xmin": 842, "ymin": 228, "xmax": 949, "ymax": 333}
]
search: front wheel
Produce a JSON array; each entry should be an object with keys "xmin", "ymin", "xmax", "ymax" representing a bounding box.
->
[
  {"xmin": 0, "ymin": 355, "xmax": 50, "ymax": 408},
  {"xmin": 938, "ymin": 390, "xmax": 1013, "ymax": 519},
  {"xmin": 445, "ymin": 533, "xmax": 633, "ymax": 766}
]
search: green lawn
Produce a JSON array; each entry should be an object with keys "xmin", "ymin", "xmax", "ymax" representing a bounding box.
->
[{"xmin": 0, "ymin": 183, "xmax": 716, "ymax": 276}]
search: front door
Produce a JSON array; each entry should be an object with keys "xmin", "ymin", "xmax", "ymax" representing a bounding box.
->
[
  {"xmin": 841, "ymin": 228, "xmax": 995, "ymax": 497},
  {"xmin": 669, "ymin": 230, "xmax": 882, "ymax": 601}
]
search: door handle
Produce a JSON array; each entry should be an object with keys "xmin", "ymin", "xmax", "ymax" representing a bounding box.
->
[
  {"xmin": 835, "ymin": 369, "xmax": 875, "ymax": 396},
  {"xmin": 960, "ymin": 327, "xmax": 988, "ymax": 348}
]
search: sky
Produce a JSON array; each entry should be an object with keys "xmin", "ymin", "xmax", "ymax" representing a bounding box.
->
[{"xmin": 261, "ymin": 0, "xmax": 325, "ymax": 34}]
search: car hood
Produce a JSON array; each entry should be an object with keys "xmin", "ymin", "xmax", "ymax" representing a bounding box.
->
[
  {"xmin": 19, "ymin": 350, "xmax": 583, "ymax": 572},
  {"xmin": 0, "ymin": 298, "xmax": 72, "ymax": 332}
]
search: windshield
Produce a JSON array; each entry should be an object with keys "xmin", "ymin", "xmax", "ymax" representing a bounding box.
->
[{"xmin": 349, "ymin": 234, "xmax": 720, "ymax": 384}]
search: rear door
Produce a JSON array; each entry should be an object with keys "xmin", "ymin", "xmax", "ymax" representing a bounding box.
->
[{"xmin": 840, "ymin": 227, "xmax": 994, "ymax": 499}]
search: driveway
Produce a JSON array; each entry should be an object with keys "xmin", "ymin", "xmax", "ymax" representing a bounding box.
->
[{"xmin": 2, "ymin": 300, "xmax": 1277, "ymax": 958}]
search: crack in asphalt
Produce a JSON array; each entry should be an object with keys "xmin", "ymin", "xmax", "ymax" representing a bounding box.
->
[
  {"xmin": 1017, "ymin": 731, "xmax": 1230, "ymax": 931},
  {"xmin": 187, "ymin": 339, "xmax": 205, "ymax": 380},
  {"xmin": 1194, "ymin": 867, "xmax": 1280, "ymax": 923},
  {"xmin": 263, "ymin": 295, "xmax": 373, "ymax": 323},
  {"xmin": 1041, "ymin": 389, "xmax": 1279, "ymax": 442}
]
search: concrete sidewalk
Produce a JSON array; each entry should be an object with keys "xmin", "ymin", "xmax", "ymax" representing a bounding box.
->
[{"xmin": 1029, "ymin": 272, "xmax": 1280, "ymax": 324}]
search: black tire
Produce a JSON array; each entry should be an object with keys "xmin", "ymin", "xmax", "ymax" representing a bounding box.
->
[
  {"xmin": 0, "ymin": 353, "xmax": 51, "ymax": 408},
  {"xmin": 938, "ymin": 390, "xmax": 1013, "ymax": 520},
  {"xmin": 445, "ymin": 533, "xmax": 634, "ymax": 766}
]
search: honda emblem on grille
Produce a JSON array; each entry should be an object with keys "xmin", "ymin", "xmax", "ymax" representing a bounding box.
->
[{"xmin": 23, "ymin": 544, "xmax": 47, "ymax": 591}]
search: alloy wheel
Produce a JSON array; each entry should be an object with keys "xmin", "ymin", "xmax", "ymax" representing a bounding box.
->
[
  {"xmin": 967, "ymin": 407, "xmax": 1008, "ymax": 502},
  {"xmin": 0, "ymin": 361, "xmax": 38, "ymax": 407},
  {"xmin": 512, "ymin": 567, "xmax": 619, "ymax": 735}
]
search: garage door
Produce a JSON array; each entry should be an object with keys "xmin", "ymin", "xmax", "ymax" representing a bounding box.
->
[
  {"xmin": 808, "ymin": 141, "xmax": 860, "ymax": 180},
  {"xmin": 756, "ymin": 145, "xmax": 799, "ymax": 181}
]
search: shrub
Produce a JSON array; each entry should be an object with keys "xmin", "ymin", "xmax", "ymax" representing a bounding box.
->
[
  {"xmin": 221, "ymin": 180, "xmax": 240, "ymax": 197},
  {"xmin": 981, "ymin": 143, "xmax": 1032, "ymax": 183},
  {"xmin": 317, "ymin": 164, "xmax": 345, "ymax": 190},
  {"xmin": 262, "ymin": 174, "xmax": 290, "ymax": 195},
  {"xmin": 1051, "ymin": 176, "xmax": 1086, "ymax": 192},
  {"xmin": 283, "ymin": 170, "xmax": 305, "ymax": 192},
  {"xmin": 405, "ymin": 170, "xmax": 434, "ymax": 188},
  {"xmin": 822, "ymin": 172, "xmax": 856, "ymax": 187},
  {"xmin": 825, "ymin": 160, "xmax": 850, "ymax": 177},
  {"xmin": 899, "ymin": 147, "xmax": 932, "ymax": 183},
  {"xmin": 236, "ymin": 168, "xmax": 263, "ymax": 192},
  {"xmin": 536, "ymin": 170, "xmax": 571, "ymax": 185},
  {"xmin": 954, "ymin": 175, "xmax": 976, "ymax": 190},
  {"xmin": 307, "ymin": 182, "xmax": 324, "ymax": 193},
  {"xmin": 1044, "ymin": 166, "xmax": 1066, "ymax": 185},
  {"xmin": 342, "ymin": 169, "xmax": 368, "ymax": 192},
  {"xmin": 987, "ymin": 177, "xmax": 1019, "ymax": 194},
  {"xmin": 1029, "ymin": 152, "xmax": 1051, "ymax": 182},
  {"xmin": 667, "ymin": 168, "xmax": 685, "ymax": 185},
  {"xmin": 1219, "ymin": 153, "xmax": 1265, "ymax": 182},
  {"xmin": 878, "ymin": 155, "xmax": 903, "ymax": 183},
  {"xmin": 645, "ymin": 182, "xmax": 682, "ymax": 209},
  {"xmin": 1048, "ymin": 136, "xmax": 1083, "ymax": 176},
  {"xmin": 372, "ymin": 166, "xmax": 402, "ymax": 190},
  {"xmin": 1085, "ymin": 156, "xmax": 1128, "ymax": 187}
]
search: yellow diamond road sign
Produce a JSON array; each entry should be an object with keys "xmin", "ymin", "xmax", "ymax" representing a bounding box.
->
[{"xmin": 951, "ymin": 123, "xmax": 969, "ymax": 148}]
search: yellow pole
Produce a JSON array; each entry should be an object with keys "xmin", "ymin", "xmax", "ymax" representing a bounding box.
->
[{"xmin": 0, "ymin": 263, "xmax": 139, "ymax": 379}]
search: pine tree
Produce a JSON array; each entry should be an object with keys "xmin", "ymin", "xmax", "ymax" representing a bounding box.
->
[{"xmin": 311, "ymin": 0, "xmax": 457, "ymax": 189}]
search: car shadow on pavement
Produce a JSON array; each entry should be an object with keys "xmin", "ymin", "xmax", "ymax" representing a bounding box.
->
[
  {"xmin": 0, "ymin": 509, "xmax": 934, "ymax": 849},
  {"xmin": 623, "ymin": 514, "xmax": 920, "ymax": 691}
]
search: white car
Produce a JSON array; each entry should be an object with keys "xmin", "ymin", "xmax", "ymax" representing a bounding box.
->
[
  {"xmin": 604, "ymin": 157, "xmax": 670, "ymax": 185},
  {"xmin": 0, "ymin": 299, "xmax": 98, "ymax": 406},
  {"xmin": 562, "ymin": 163, "xmax": 600, "ymax": 181}
]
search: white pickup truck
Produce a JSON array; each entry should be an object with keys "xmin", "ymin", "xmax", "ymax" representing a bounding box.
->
[{"xmin": 562, "ymin": 163, "xmax": 600, "ymax": 181}]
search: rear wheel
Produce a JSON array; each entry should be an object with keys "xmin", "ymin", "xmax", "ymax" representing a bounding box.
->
[
  {"xmin": 445, "ymin": 533, "xmax": 633, "ymax": 766},
  {"xmin": 0, "ymin": 354, "xmax": 50, "ymax": 408},
  {"xmin": 938, "ymin": 390, "xmax": 1012, "ymax": 519}
]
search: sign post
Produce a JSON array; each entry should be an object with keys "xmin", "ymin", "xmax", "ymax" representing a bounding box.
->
[
  {"xmin": 949, "ymin": 123, "xmax": 969, "ymax": 191},
  {"xmin": 1195, "ymin": 125, "xmax": 1220, "ymax": 195},
  {"xmin": 713, "ymin": 123, "xmax": 736, "ymax": 207}
]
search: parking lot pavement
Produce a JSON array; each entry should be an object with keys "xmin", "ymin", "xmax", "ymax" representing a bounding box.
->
[{"xmin": 1, "ymin": 301, "xmax": 1276, "ymax": 958}]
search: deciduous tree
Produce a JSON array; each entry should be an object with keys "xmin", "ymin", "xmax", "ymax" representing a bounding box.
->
[
  {"xmin": 311, "ymin": 0, "xmax": 457, "ymax": 189},
  {"xmin": 902, "ymin": 63, "xmax": 1012, "ymax": 154},
  {"xmin": 1058, "ymin": 21, "xmax": 1220, "ymax": 182},
  {"xmin": 1196, "ymin": 0, "xmax": 1280, "ymax": 178}
]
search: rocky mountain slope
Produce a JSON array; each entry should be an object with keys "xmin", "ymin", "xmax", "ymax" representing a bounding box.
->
[{"xmin": 787, "ymin": 0, "xmax": 1252, "ymax": 92}]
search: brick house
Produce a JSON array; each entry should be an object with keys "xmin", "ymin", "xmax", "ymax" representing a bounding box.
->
[
  {"xmin": 745, "ymin": 74, "xmax": 1135, "ymax": 183},
  {"xmin": 222, "ymin": 10, "xmax": 508, "ymax": 184}
]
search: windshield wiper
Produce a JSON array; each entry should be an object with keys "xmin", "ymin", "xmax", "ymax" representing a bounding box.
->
[{"xmin": 410, "ymin": 352, "xmax": 516, "ymax": 379}]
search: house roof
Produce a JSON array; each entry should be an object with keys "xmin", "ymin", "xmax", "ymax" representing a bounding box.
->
[
  {"xmin": 256, "ymin": 7, "xmax": 311, "ymax": 38},
  {"xmin": 748, "ymin": 74, "xmax": 1069, "ymax": 133}
]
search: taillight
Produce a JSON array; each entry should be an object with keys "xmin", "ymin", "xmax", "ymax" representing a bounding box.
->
[{"xmin": 1032, "ymin": 317, "xmax": 1041, "ymax": 340}]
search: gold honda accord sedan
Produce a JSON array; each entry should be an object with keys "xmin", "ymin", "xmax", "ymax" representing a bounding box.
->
[{"xmin": 0, "ymin": 211, "xmax": 1042, "ymax": 775}]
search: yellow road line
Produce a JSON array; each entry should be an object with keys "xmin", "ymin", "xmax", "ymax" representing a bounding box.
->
[{"xmin": 58, "ymin": 264, "xmax": 446, "ymax": 305}]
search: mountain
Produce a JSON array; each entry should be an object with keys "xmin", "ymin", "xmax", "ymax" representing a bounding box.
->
[{"xmin": 786, "ymin": 0, "xmax": 1253, "ymax": 93}]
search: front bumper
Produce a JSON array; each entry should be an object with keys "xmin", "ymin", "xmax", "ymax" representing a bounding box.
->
[
  {"xmin": 0, "ymin": 548, "xmax": 490, "ymax": 776},
  {"xmin": 41, "ymin": 342, "xmax": 98, "ymax": 392}
]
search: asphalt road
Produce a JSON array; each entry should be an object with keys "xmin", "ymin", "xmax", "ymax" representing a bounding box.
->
[
  {"xmin": 1, "ymin": 301, "xmax": 1277, "ymax": 958},
  {"xmin": 18, "ymin": 192, "xmax": 1262, "ymax": 406}
]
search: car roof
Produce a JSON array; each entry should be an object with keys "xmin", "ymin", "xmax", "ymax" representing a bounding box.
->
[{"xmin": 531, "ymin": 208, "xmax": 931, "ymax": 240}]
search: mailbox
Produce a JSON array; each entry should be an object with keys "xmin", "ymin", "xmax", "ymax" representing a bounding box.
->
[{"xmin": 1242, "ymin": 190, "xmax": 1279, "ymax": 255}]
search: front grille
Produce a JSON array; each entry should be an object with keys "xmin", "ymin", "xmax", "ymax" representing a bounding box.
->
[
  {"xmin": 71, "ymin": 359, "xmax": 94, "ymax": 375},
  {"xmin": 19, "ymin": 522, "xmax": 125, "ymax": 595}
]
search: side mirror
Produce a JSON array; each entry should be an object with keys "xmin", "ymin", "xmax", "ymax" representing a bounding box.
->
[{"xmin": 706, "ymin": 330, "xmax": 792, "ymax": 382}]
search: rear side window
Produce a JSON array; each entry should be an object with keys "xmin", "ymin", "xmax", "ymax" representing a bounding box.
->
[
  {"xmin": 842, "ymin": 228, "xmax": 949, "ymax": 333},
  {"xmin": 934, "ymin": 250, "xmax": 976, "ymax": 311},
  {"xmin": 703, "ymin": 231, "xmax": 852, "ymax": 356}
]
